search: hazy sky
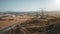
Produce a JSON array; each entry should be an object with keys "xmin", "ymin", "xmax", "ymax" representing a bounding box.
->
[{"xmin": 0, "ymin": 0, "xmax": 60, "ymax": 12}]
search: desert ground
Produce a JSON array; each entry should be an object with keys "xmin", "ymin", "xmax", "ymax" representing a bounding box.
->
[{"xmin": 0, "ymin": 12, "xmax": 60, "ymax": 34}]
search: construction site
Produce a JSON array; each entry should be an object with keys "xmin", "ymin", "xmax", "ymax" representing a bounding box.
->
[{"xmin": 0, "ymin": 9, "xmax": 60, "ymax": 34}]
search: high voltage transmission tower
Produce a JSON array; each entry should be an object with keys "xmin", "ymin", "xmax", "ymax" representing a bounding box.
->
[
  {"xmin": 40, "ymin": 8, "xmax": 46, "ymax": 18},
  {"xmin": 36, "ymin": 8, "xmax": 46, "ymax": 18}
]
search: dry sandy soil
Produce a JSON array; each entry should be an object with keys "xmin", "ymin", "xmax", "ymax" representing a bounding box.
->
[{"xmin": 0, "ymin": 15, "xmax": 33, "ymax": 29}]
